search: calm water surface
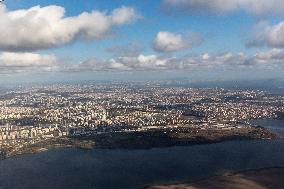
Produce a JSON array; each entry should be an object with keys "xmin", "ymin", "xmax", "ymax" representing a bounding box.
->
[{"xmin": 0, "ymin": 119, "xmax": 284, "ymax": 189}]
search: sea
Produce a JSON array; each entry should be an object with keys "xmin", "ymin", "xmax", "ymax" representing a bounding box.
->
[{"xmin": 0, "ymin": 119, "xmax": 284, "ymax": 189}]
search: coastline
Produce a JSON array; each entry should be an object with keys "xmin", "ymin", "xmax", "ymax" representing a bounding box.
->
[
  {"xmin": 0, "ymin": 125, "xmax": 278, "ymax": 160},
  {"xmin": 144, "ymin": 167, "xmax": 284, "ymax": 189}
]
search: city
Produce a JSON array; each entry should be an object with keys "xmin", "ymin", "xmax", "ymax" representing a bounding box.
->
[
  {"xmin": 0, "ymin": 81, "xmax": 281, "ymax": 159},
  {"xmin": 1, "ymin": 0, "xmax": 284, "ymax": 188}
]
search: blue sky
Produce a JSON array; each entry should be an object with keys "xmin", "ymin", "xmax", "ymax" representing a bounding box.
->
[
  {"xmin": 1, "ymin": 0, "xmax": 284, "ymax": 82},
  {"xmin": 7, "ymin": 0, "xmax": 257, "ymax": 57}
]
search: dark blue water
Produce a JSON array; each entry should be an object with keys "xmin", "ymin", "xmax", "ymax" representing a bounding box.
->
[{"xmin": 0, "ymin": 119, "xmax": 284, "ymax": 189}]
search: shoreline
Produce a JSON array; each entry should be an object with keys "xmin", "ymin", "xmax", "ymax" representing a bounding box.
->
[
  {"xmin": 144, "ymin": 167, "xmax": 284, "ymax": 189},
  {"xmin": 0, "ymin": 125, "xmax": 279, "ymax": 160},
  {"xmin": 0, "ymin": 137, "xmax": 276, "ymax": 160}
]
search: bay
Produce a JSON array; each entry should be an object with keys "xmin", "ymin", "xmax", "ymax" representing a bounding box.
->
[{"xmin": 0, "ymin": 119, "xmax": 284, "ymax": 189}]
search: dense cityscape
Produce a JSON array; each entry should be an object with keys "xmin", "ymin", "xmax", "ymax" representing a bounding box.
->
[
  {"xmin": 0, "ymin": 81, "xmax": 282, "ymax": 158},
  {"xmin": 2, "ymin": 0, "xmax": 284, "ymax": 188}
]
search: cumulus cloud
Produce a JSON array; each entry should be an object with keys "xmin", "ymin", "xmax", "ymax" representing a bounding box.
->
[
  {"xmin": 153, "ymin": 31, "xmax": 202, "ymax": 52},
  {"xmin": 254, "ymin": 48, "xmax": 284, "ymax": 61},
  {"xmin": 0, "ymin": 52, "xmax": 58, "ymax": 73},
  {"xmin": 77, "ymin": 54, "xmax": 168, "ymax": 71},
  {"xmin": 0, "ymin": 5, "xmax": 139, "ymax": 51},
  {"xmin": 1, "ymin": 50, "xmax": 283, "ymax": 74},
  {"xmin": 69, "ymin": 50, "xmax": 284, "ymax": 72},
  {"xmin": 162, "ymin": 0, "xmax": 284, "ymax": 16},
  {"xmin": 247, "ymin": 21, "xmax": 284, "ymax": 48}
]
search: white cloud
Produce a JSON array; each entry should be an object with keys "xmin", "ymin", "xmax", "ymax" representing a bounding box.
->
[
  {"xmin": 0, "ymin": 52, "xmax": 58, "ymax": 73},
  {"xmin": 162, "ymin": 0, "xmax": 284, "ymax": 16},
  {"xmin": 73, "ymin": 50, "xmax": 284, "ymax": 72},
  {"xmin": 153, "ymin": 31, "xmax": 202, "ymax": 52},
  {"xmin": 255, "ymin": 48, "xmax": 284, "ymax": 60},
  {"xmin": 79, "ymin": 54, "xmax": 169, "ymax": 71},
  {"xmin": 252, "ymin": 49, "xmax": 284, "ymax": 68},
  {"xmin": 110, "ymin": 6, "xmax": 138, "ymax": 25},
  {"xmin": 0, "ymin": 5, "xmax": 139, "ymax": 51},
  {"xmin": 1, "ymin": 50, "xmax": 284, "ymax": 74},
  {"xmin": 247, "ymin": 21, "xmax": 284, "ymax": 48}
]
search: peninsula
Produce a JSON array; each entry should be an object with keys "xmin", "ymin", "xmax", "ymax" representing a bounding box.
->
[{"xmin": 0, "ymin": 82, "xmax": 282, "ymax": 159}]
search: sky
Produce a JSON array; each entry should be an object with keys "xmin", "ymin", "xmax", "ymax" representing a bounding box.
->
[{"xmin": 1, "ymin": 0, "xmax": 284, "ymax": 83}]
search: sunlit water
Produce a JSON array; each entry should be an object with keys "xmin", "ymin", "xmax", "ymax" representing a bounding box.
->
[{"xmin": 0, "ymin": 119, "xmax": 283, "ymax": 189}]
